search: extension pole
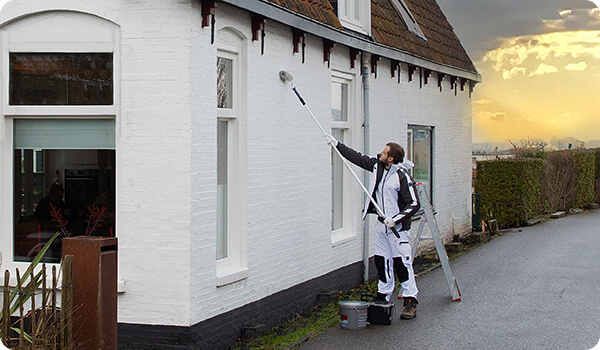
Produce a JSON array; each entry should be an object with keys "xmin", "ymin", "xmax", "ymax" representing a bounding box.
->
[{"xmin": 280, "ymin": 71, "xmax": 400, "ymax": 238}]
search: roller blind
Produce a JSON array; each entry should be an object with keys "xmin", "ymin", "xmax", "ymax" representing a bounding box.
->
[{"xmin": 14, "ymin": 119, "xmax": 115, "ymax": 149}]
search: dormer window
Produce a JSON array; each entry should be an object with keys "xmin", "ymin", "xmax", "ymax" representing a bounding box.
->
[
  {"xmin": 390, "ymin": 0, "xmax": 426, "ymax": 40},
  {"xmin": 333, "ymin": 0, "xmax": 371, "ymax": 35}
]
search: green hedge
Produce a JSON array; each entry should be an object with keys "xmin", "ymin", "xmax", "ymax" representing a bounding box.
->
[
  {"xmin": 574, "ymin": 150, "xmax": 595, "ymax": 208},
  {"xmin": 474, "ymin": 158, "xmax": 543, "ymax": 228},
  {"xmin": 594, "ymin": 148, "xmax": 600, "ymax": 181}
]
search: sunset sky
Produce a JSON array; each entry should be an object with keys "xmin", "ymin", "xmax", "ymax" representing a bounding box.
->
[
  {"xmin": 437, "ymin": 0, "xmax": 600, "ymax": 145},
  {"xmin": 0, "ymin": 1, "xmax": 596, "ymax": 145}
]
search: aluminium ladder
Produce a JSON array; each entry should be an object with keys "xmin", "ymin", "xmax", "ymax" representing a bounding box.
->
[{"xmin": 408, "ymin": 183, "xmax": 462, "ymax": 302}]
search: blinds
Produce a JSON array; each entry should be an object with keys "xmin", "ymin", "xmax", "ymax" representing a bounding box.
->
[{"xmin": 14, "ymin": 119, "xmax": 115, "ymax": 149}]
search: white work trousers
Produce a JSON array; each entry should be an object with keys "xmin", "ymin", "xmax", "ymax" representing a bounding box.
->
[{"xmin": 374, "ymin": 222, "xmax": 418, "ymax": 301}]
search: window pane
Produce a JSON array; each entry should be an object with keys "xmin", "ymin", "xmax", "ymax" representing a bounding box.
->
[
  {"xmin": 331, "ymin": 82, "xmax": 348, "ymax": 122},
  {"xmin": 10, "ymin": 53, "xmax": 113, "ymax": 105},
  {"xmin": 412, "ymin": 129, "xmax": 432, "ymax": 202},
  {"xmin": 14, "ymin": 119, "xmax": 115, "ymax": 150},
  {"xmin": 217, "ymin": 120, "xmax": 228, "ymax": 260},
  {"xmin": 331, "ymin": 129, "xmax": 344, "ymax": 230},
  {"xmin": 14, "ymin": 149, "xmax": 116, "ymax": 263},
  {"xmin": 217, "ymin": 57, "xmax": 233, "ymax": 109}
]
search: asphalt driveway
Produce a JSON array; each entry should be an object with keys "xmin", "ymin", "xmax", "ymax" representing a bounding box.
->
[{"xmin": 299, "ymin": 209, "xmax": 600, "ymax": 350}]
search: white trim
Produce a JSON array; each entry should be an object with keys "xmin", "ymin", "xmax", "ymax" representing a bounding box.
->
[
  {"xmin": 330, "ymin": 70, "xmax": 357, "ymax": 244},
  {"xmin": 215, "ymin": 26, "xmax": 248, "ymax": 285},
  {"xmin": 338, "ymin": 0, "xmax": 371, "ymax": 36},
  {"xmin": 389, "ymin": 0, "xmax": 427, "ymax": 41},
  {"xmin": 0, "ymin": 10, "xmax": 120, "ymax": 282}
]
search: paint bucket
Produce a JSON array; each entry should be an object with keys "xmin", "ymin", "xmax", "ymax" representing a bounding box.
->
[{"xmin": 339, "ymin": 301, "xmax": 368, "ymax": 329}]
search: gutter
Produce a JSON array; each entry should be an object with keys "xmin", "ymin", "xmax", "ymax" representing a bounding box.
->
[{"xmin": 219, "ymin": 0, "xmax": 481, "ymax": 82}]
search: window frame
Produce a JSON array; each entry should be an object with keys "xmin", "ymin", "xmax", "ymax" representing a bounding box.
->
[
  {"xmin": 337, "ymin": 0, "xmax": 371, "ymax": 36},
  {"xmin": 389, "ymin": 0, "xmax": 427, "ymax": 40},
  {"xmin": 407, "ymin": 125, "xmax": 434, "ymax": 206},
  {"xmin": 330, "ymin": 71, "xmax": 358, "ymax": 245},
  {"xmin": 215, "ymin": 30, "xmax": 248, "ymax": 287},
  {"xmin": 0, "ymin": 12, "xmax": 120, "ymax": 283}
]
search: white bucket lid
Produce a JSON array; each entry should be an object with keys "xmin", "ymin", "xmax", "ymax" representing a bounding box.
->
[{"xmin": 340, "ymin": 301, "xmax": 369, "ymax": 308}]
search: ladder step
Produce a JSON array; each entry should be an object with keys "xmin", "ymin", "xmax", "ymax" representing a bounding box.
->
[{"xmin": 411, "ymin": 183, "xmax": 462, "ymax": 302}]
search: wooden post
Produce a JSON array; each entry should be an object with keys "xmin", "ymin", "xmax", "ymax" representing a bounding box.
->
[
  {"xmin": 16, "ymin": 269, "xmax": 24, "ymax": 348},
  {"xmin": 30, "ymin": 268, "xmax": 36, "ymax": 347},
  {"xmin": 61, "ymin": 255, "xmax": 73, "ymax": 350},
  {"xmin": 41, "ymin": 264, "xmax": 47, "ymax": 340},
  {"xmin": 2, "ymin": 270, "xmax": 10, "ymax": 347},
  {"xmin": 52, "ymin": 265, "xmax": 57, "ymax": 350}
]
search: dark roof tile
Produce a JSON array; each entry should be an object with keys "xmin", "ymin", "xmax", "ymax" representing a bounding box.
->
[
  {"xmin": 264, "ymin": 0, "xmax": 475, "ymax": 73},
  {"xmin": 265, "ymin": 0, "xmax": 344, "ymax": 30}
]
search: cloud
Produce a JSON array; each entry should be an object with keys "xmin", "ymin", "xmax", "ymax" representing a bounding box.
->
[
  {"xmin": 564, "ymin": 61, "xmax": 588, "ymax": 70},
  {"xmin": 502, "ymin": 66, "xmax": 528, "ymax": 79},
  {"xmin": 543, "ymin": 8, "xmax": 600, "ymax": 33},
  {"xmin": 529, "ymin": 63, "xmax": 559, "ymax": 76},
  {"xmin": 477, "ymin": 111, "xmax": 508, "ymax": 122},
  {"xmin": 482, "ymin": 30, "xmax": 600, "ymax": 73},
  {"xmin": 474, "ymin": 98, "xmax": 492, "ymax": 105}
]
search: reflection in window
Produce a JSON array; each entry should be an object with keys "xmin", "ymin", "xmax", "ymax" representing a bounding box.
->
[
  {"xmin": 13, "ymin": 119, "xmax": 116, "ymax": 263},
  {"xmin": 331, "ymin": 78, "xmax": 351, "ymax": 232},
  {"xmin": 216, "ymin": 120, "xmax": 228, "ymax": 260},
  {"xmin": 9, "ymin": 53, "xmax": 113, "ymax": 105},
  {"xmin": 217, "ymin": 57, "xmax": 233, "ymax": 109},
  {"xmin": 408, "ymin": 126, "xmax": 433, "ymax": 203}
]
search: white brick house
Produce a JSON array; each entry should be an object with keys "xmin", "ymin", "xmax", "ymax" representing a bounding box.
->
[{"xmin": 0, "ymin": 0, "xmax": 478, "ymax": 348}]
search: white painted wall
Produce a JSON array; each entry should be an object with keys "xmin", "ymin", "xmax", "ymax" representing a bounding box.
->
[{"xmin": 0, "ymin": 0, "xmax": 473, "ymax": 328}]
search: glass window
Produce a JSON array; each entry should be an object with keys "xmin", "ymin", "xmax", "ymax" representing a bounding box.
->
[
  {"xmin": 408, "ymin": 126, "xmax": 433, "ymax": 204},
  {"xmin": 217, "ymin": 57, "xmax": 233, "ymax": 109},
  {"xmin": 216, "ymin": 120, "xmax": 228, "ymax": 260},
  {"xmin": 331, "ymin": 82, "xmax": 348, "ymax": 122},
  {"xmin": 13, "ymin": 119, "xmax": 116, "ymax": 263},
  {"xmin": 331, "ymin": 129, "xmax": 344, "ymax": 230},
  {"xmin": 10, "ymin": 53, "xmax": 113, "ymax": 105},
  {"xmin": 331, "ymin": 74, "xmax": 354, "ymax": 236},
  {"xmin": 336, "ymin": 0, "xmax": 371, "ymax": 35}
]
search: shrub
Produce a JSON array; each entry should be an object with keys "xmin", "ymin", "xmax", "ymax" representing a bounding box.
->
[
  {"xmin": 474, "ymin": 158, "xmax": 543, "ymax": 228},
  {"xmin": 593, "ymin": 148, "xmax": 600, "ymax": 203},
  {"xmin": 542, "ymin": 150, "xmax": 595, "ymax": 212}
]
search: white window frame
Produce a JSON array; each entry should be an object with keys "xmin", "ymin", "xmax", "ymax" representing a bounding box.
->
[
  {"xmin": 407, "ymin": 125, "xmax": 434, "ymax": 205},
  {"xmin": 338, "ymin": 0, "xmax": 371, "ymax": 36},
  {"xmin": 216, "ymin": 30, "xmax": 248, "ymax": 287},
  {"xmin": 389, "ymin": 0, "xmax": 427, "ymax": 40},
  {"xmin": 0, "ymin": 11, "xmax": 120, "ymax": 285},
  {"xmin": 331, "ymin": 71, "xmax": 358, "ymax": 245}
]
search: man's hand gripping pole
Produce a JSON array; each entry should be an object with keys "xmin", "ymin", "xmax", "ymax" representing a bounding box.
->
[{"xmin": 280, "ymin": 70, "xmax": 400, "ymax": 238}]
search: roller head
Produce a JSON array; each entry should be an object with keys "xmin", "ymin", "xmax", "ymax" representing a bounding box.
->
[{"xmin": 279, "ymin": 70, "xmax": 294, "ymax": 82}]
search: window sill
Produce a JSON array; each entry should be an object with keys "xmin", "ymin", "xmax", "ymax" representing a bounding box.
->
[
  {"xmin": 216, "ymin": 266, "xmax": 249, "ymax": 287},
  {"xmin": 331, "ymin": 230, "xmax": 356, "ymax": 247}
]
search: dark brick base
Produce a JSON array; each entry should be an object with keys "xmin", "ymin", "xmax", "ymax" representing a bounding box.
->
[{"xmin": 118, "ymin": 260, "xmax": 369, "ymax": 349}]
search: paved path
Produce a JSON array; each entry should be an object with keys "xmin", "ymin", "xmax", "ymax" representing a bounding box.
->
[{"xmin": 300, "ymin": 209, "xmax": 600, "ymax": 350}]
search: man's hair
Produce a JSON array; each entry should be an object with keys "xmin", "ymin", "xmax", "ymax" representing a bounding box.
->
[{"xmin": 386, "ymin": 142, "xmax": 405, "ymax": 164}]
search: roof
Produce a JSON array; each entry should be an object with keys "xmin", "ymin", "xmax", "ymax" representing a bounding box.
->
[
  {"xmin": 371, "ymin": 0, "xmax": 476, "ymax": 72},
  {"xmin": 265, "ymin": 0, "xmax": 343, "ymax": 30},
  {"xmin": 263, "ymin": 0, "xmax": 476, "ymax": 74}
]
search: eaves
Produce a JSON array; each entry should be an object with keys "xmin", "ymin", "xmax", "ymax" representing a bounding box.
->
[{"xmin": 220, "ymin": 0, "xmax": 481, "ymax": 82}]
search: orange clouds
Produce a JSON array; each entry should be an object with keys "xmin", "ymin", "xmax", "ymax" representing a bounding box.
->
[{"xmin": 472, "ymin": 9, "xmax": 600, "ymax": 144}]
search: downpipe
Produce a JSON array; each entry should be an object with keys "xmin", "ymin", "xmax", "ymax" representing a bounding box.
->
[{"xmin": 362, "ymin": 53, "xmax": 370, "ymax": 283}]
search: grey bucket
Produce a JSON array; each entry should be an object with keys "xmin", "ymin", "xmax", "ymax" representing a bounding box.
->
[{"xmin": 339, "ymin": 301, "xmax": 368, "ymax": 329}]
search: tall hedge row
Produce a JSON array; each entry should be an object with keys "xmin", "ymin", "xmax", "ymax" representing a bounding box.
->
[
  {"xmin": 594, "ymin": 149, "xmax": 600, "ymax": 203},
  {"xmin": 474, "ymin": 149, "xmax": 598, "ymax": 228},
  {"xmin": 474, "ymin": 159, "xmax": 543, "ymax": 228}
]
